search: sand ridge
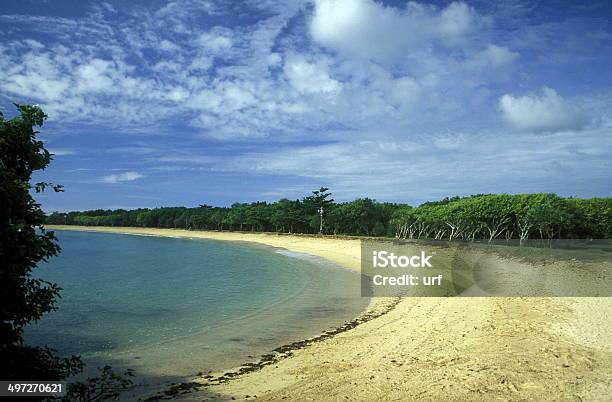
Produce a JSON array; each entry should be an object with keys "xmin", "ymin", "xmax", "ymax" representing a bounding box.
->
[{"xmin": 47, "ymin": 226, "xmax": 612, "ymax": 401}]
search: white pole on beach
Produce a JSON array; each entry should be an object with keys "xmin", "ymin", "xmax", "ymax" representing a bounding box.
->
[{"xmin": 318, "ymin": 206, "xmax": 323, "ymax": 234}]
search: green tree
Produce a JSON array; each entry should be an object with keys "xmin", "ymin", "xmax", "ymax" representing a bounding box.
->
[
  {"xmin": 390, "ymin": 206, "xmax": 416, "ymax": 239},
  {"xmin": 47, "ymin": 186, "xmax": 609, "ymax": 241},
  {"xmin": 1, "ymin": 105, "xmax": 133, "ymax": 399},
  {"xmin": 271, "ymin": 199, "xmax": 305, "ymax": 233},
  {"xmin": 0, "ymin": 104, "xmax": 79, "ymax": 380},
  {"xmin": 465, "ymin": 195, "xmax": 514, "ymax": 243},
  {"xmin": 303, "ymin": 187, "xmax": 334, "ymax": 233},
  {"xmin": 340, "ymin": 198, "xmax": 382, "ymax": 235},
  {"xmin": 226, "ymin": 203, "xmax": 249, "ymax": 231},
  {"xmin": 569, "ymin": 198, "xmax": 612, "ymax": 238}
]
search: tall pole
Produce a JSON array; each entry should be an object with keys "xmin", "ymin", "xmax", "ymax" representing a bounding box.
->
[{"xmin": 318, "ymin": 206, "xmax": 323, "ymax": 234}]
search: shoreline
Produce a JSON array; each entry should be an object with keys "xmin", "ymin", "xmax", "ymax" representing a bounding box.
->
[
  {"xmin": 144, "ymin": 298, "xmax": 401, "ymax": 401},
  {"xmin": 47, "ymin": 225, "xmax": 392, "ymax": 399},
  {"xmin": 47, "ymin": 225, "xmax": 612, "ymax": 401},
  {"xmin": 46, "ymin": 225, "xmax": 367, "ymax": 272}
]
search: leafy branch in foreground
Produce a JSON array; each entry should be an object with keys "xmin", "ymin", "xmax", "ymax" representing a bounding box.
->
[
  {"xmin": 0, "ymin": 104, "xmax": 132, "ymax": 399},
  {"xmin": 0, "ymin": 104, "xmax": 70, "ymax": 380},
  {"xmin": 65, "ymin": 366, "xmax": 135, "ymax": 401}
]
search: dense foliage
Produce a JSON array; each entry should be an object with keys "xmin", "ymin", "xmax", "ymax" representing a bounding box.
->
[
  {"xmin": 390, "ymin": 194, "xmax": 611, "ymax": 243},
  {"xmin": 0, "ymin": 104, "xmax": 79, "ymax": 381},
  {"xmin": 1, "ymin": 104, "xmax": 133, "ymax": 400},
  {"xmin": 48, "ymin": 192, "xmax": 611, "ymax": 242}
]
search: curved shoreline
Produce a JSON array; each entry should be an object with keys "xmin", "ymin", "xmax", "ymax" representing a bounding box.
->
[
  {"xmin": 46, "ymin": 225, "xmax": 390, "ymax": 399},
  {"xmin": 144, "ymin": 298, "xmax": 401, "ymax": 400},
  {"xmin": 47, "ymin": 226, "xmax": 612, "ymax": 401}
]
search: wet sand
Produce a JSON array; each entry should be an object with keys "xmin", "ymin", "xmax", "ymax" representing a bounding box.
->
[{"xmin": 48, "ymin": 226, "xmax": 612, "ymax": 401}]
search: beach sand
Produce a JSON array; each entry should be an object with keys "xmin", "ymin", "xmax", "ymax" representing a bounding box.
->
[{"xmin": 47, "ymin": 226, "xmax": 612, "ymax": 401}]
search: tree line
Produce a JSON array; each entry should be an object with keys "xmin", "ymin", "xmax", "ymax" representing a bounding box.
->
[
  {"xmin": 47, "ymin": 191, "xmax": 611, "ymax": 242},
  {"xmin": 390, "ymin": 193, "xmax": 611, "ymax": 243}
]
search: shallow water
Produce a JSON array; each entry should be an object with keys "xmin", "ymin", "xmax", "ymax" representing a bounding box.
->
[{"xmin": 25, "ymin": 230, "xmax": 368, "ymax": 391}]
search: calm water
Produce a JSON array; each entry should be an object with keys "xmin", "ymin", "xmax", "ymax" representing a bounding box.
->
[{"xmin": 26, "ymin": 230, "xmax": 368, "ymax": 391}]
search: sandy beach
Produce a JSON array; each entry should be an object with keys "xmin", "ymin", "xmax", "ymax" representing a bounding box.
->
[{"xmin": 47, "ymin": 226, "xmax": 612, "ymax": 401}]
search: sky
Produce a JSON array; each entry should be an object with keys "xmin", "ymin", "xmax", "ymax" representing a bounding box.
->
[{"xmin": 1, "ymin": 0, "xmax": 611, "ymax": 211}]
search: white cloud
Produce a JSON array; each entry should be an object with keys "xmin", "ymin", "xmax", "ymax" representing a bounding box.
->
[
  {"xmin": 2, "ymin": 1, "xmax": 610, "ymax": 206},
  {"xmin": 472, "ymin": 45, "xmax": 519, "ymax": 68},
  {"xmin": 384, "ymin": 76, "xmax": 421, "ymax": 110},
  {"xmin": 499, "ymin": 88, "xmax": 589, "ymax": 132},
  {"xmin": 0, "ymin": 0, "xmax": 596, "ymax": 147},
  {"xmin": 309, "ymin": 0, "xmax": 483, "ymax": 63},
  {"xmin": 436, "ymin": 2, "xmax": 477, "ymax": 38},
  {"xmin": 2, "ymin": 51, "xmax": 71, "ymax": 101},
  {"xmin": 433, "ymin": 134, "xmax": 465, "ymax": 150},
  {"xmin": 283, "ymin": 54, "xmax": 341, "ymax": 94},
  {"xmin": 0, "ymin": 0, "xmax": 514, "ymax": 141},
  {"xmin": 196, "ymin": 30, "xmax": 233, "ymax": 53},
  {"xmin": 101, "ymin": 171, "xmax": 144, "ymax": 183},
  {"xmin": 159, "ymin": 39, "xmax": 180, "ymax": 52},
  {"xmin": 48, "ymin": 148, "xmax": 76, "ymax": 156},
  {"xmin": 214, "ymin": 125, "xmax": 612, "ymax": 201},
  {"xmin": 75, "ymin": 58, "xmax": 117, "ymax": 93}
]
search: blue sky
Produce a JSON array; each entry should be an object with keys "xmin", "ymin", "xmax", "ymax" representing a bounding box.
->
[{"xmin": 1, "ymin": 0, "xmax": 611, "ymax": 211}]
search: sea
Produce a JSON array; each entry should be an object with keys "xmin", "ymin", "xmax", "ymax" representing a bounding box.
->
[{"xmin": 24, "ymin": 230, "xmax": 368, "ymax": 393}]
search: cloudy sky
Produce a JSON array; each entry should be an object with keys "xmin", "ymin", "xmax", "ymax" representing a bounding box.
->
[{"xmin": 1, "ymin": 0, "xmax": 611, "ymax": 211}]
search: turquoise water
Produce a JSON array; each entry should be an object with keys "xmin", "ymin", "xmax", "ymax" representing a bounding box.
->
[{"xmin": 25, "ymin": 230, "xmax": 368, "ymax": 390}]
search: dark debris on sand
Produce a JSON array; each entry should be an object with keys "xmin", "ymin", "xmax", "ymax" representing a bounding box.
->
[{"xmin": 144, "ymin": 298, "xmax": 401, "ymax": 400}]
